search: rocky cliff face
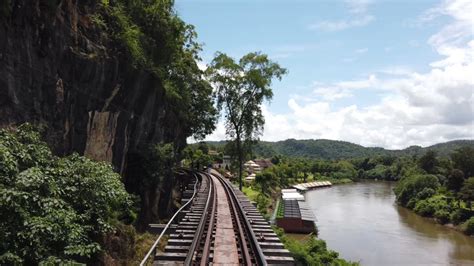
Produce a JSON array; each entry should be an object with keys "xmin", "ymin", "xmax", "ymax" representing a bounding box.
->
[{"xmin": 0, "ymin": 0, "xmax": 188, "ymax": 226}]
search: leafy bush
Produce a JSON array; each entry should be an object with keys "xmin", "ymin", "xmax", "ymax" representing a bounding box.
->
[
  {"xmin": 0, "ymin": 125, "xmax": 131, "ymax": 264},
  {"xmin": 274, "ymin": 227, "xmax": 358, "ymax": 265},
  {"xmin": 417, "ymin": 188, "xmax": 436, "ymax": 200},
  {"xmin": 256, "ymin": 194, "xmax": 270, "ymax": 215},
  {"xmin": 406, "ymin": 198, "xmax": 417, "ymax": 209},
  {"xmin": 394, "ymin": 174, "xmax": 440, "ymax": 206},
  {"xmin": 450, "ymin": 208, "xmax": 473, "ymax": 225},
  {"xmin": 462, "ymin": 217, "xmax": 474, "ymax": 235},
  {"xmin": 413, "ymin": 196, "xmax": 449, "ymax": 217},
  {"xmin": 414, "ymin": 199, "xmax": 436, "ymax": 217},
  {"xmin": 434, "ymin": 210, "xmax": 451, "ymax": 224}
]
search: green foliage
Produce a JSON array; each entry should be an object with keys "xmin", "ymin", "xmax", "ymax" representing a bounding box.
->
[
  {"xmin": 97, "ymin": 0, "xmax": 217, "ymax": 140},
  {"xmin": 413, "ymin": 196, "xmax": 449, "ymax": 217},
  {"xmin": 274, "ymin": 228, "xmax": 358, "ymax": 265},
  {"xmin": 255, "ymin": 170, "xmax": 278, "ymax": 195},
  {"xmin": 205, "ymin": 139, "xmax": 474, "ymax": 160},
  {"xmin": 110, "ymin": 5, "xmax": 147, "ymax": 65},
  {"xmin": 416, "ymin": 187, "xmax": 436, "ymax": 200},
  {"xmin": 446, "ymin": 169, "xmax": 465, "ymax": 192},
  {"xmin": 418, "ymin": 150, "xmax": 438, "ymax": 173},
  {"xmin": 182, "ymin": 145, "xmax": 212, "ymax": 170},
  {"xmin": 451, "ymin": 147, "xmax": 474, "ymax": 178},
  {"xmin": 460, "ymin": 177, "xmax": 474, "ymax": 206},
  {"xmin": 0, "ymin": 125, "xmax": 130, "ymax": 264},
  {"xmin": 241, "ymin": 185, "xmax": 270, "ymax": 215},
  {"xmin": 413, "ymin": 199, "xmax": 436, "ymax": 216},
  {"xmin": 206, "ymin": 52, "xmax": 286, "ymax": 190},
  {"xmin": 143, "ymin": 143, "xmax": 176, "ymax": 187},
  {"xmin": 256, "ymin": 194, "xmax": 270, "ymax": 215},
  {"xmin": 462, "ymin": 217, "xmax": 474, "ymax": 235},
  {"xmin": 394, "ymin": 174, "xmax": 440, "ymax": 206},
  {"xmin": 276, "ymin": 199, "xmax": 284, "ymax": 218},
  {"xmin": 450, "ymin": 208, "xmax": 473, "ymax": 225},
  {"xmin": 434, "ymin": 209, "xmax": 450, "ymax": 224}
]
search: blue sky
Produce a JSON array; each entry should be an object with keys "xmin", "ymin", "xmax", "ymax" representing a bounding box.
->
[{"xmin": 178, "ymin": 0, "xmax": 473, "ymax": 149}]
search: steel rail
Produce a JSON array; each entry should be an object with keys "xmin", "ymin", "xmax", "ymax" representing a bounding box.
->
[
  {"xmin": 215, "ymin": 173, "xmax": 268, "ymax": 266},
  {"xmin": 199, "ymin": 172, "xmax": 217, "ymax": 266},
  {"xmin": 139, "ymin": 172, "xmax": 199, "ymax": 266},
  {"xmin": 219, "ymin": 175, "xmax": 253, "ymax": 265},
  {"xmin": 184, "ymin": 172, "xmax": 213, "ymax": 265}
]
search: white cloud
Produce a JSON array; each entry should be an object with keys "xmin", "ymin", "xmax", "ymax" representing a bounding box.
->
[
  {"xmin": 309, "ymin": 15, "xmax": 374, "ymax": 32},
  {"xmin": 309, "ymin": 0, "xmax": 374, "ymax": 32},
  {"xmin": 378, "ymin": 66, "xmax": 414, "ymax": 76},
  {"xmin": 265, "ymin": 0, "xmax": 474, "ymax": 149},
  {"xmin": 346, "ymin": 0, "xmax": 372, "ymax": 14},
  {"xmin": 310, "ymin": 75, "xmax": 378, "ymax": 101},
  {"xmin": 205, "ymin": 0, "xmax": 473, "ymax": 149},
  {"xmin": 355, "ymin": 48, "xmax": 368, "ymax": 54}
]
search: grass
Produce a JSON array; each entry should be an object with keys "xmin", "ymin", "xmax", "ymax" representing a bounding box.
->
[
  {"xmin": 129, "ymin": 232, "xmax": 156, "ymax": 265},
  {"xmin": 242, "ymin": 186, "xmax": 260, "ymax": 202},
  {"xmin": 276, "ymin": 199, "xmax": 284, "ymax": 218},
  {"xmin": 273, "ymin": 227, "xmax": 359, "ymax": 265}
]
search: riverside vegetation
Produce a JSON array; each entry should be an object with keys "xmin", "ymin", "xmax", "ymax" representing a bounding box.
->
[
  {"xmin": 181, "ymin": 138, "xmax": 474, "ymax": 264},
  {"xmin": 394, "ymin": 149, "xmax": 474, "ymax": 235}
]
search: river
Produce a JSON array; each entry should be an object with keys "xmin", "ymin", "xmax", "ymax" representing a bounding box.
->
[{"xmin": 304, "ymin": 181, "xmax": 474, "ymax": 265}]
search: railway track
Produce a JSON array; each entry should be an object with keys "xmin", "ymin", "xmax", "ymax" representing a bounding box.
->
[{"xmin": 144, "ymin": 169, "xmax": 294, "ymax": 265}]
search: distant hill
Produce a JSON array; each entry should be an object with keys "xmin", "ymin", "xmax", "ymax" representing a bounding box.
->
[{"xmin": 205, "ymin": 139, "xmax": 474, "ymax": 160}]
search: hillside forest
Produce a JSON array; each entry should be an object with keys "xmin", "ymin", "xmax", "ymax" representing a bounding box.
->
[{"xmin": 198, "ymin": 141, "xmax": 474, "ymax": 236}]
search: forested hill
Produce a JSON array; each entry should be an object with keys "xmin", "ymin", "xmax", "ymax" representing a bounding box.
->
[{"xmin": 207, "ymin": 139, "xmax": 474, "ymax": 159}]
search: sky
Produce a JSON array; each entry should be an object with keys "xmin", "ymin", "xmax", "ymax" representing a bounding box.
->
[{"xmin": 176, "ymin": 0, "xmax": 474, "ymax": 149}]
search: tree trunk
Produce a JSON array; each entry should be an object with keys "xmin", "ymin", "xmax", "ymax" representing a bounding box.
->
[{"xmin": 236, "ymin": 135, "xmax": 243, "ymax": 191}]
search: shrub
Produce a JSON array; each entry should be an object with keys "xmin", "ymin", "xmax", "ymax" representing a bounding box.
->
[
  {"xmin": 417, "ymin": 188, "xmax": 435, "ymax": 200},
  {"xmin": 407, "ymin": 198, "xmax": 417, "ymax": 209},
  {"xmin": 413, "ymin": 195, "xmax": 449, "ymax": 217},
  {"xmin": 414, "ymin": 199, "xmax": 436, "ymax": 217},
  {"xmin": 256, "ymin": 194, "xmax": 270, "ymax": 215},
  {"xmin": 450, "ymin": 208, "xmax": 473, "ymax": 225},
  {"xmin": 0, "ymin": 125, "xmax": 131, "ymax": 264},
  {"xmin": 394, "ymin": 174, "xmax": 440, "ymax": 207},
  {"xmin": 434, "ymin": 210, "xmax": 450, "ymax": 224},
  {"xmin": 273, "ymin": 227, "xmax": 357, "ymax": 265},
  {"xmin": 462, "ymin": 217, "xmax": 474, "ymax": 235}
]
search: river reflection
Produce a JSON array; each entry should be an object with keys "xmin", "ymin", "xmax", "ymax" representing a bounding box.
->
[{"xmin": 304, "ymin": 181, "xmax": 474, "ymax": 266}]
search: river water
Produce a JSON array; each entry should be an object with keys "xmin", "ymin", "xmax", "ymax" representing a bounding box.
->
[{"xmin": 304, "ymin": 181, "xmax": 474, "ymax": 265}]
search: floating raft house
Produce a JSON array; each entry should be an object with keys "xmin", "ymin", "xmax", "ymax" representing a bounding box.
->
[
  {"xmin": 281, "ymin": 188, "xmax": 305, "ymax": 201},
  {"xmin": 292, "ymin": 181, "xmax": 332, "ymax": 191},
  {"xmin": 276, "ymin": 189, "xmax": 317, "ymax": 233}
]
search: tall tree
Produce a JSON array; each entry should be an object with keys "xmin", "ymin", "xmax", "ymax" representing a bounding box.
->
[
  {"xmin": 460, "ymin": 177, "xmax": 474, "ymax": 209},
  {"xmin": 418, "ymin": 150, "xmax": 438, "ymax": 173},
  {"xmin": 206, "ymin": 52, "xmax": 286, "ymax": 190},
  {"xmin": 451, "ymin": 147, "xmax": 474, "ymax": 178}
]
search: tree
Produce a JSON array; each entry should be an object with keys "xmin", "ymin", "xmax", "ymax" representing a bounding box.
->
[
  {"xmin": 0, "ymin": 125, "xmax": 130, "ymax": 264},
  {"xmin": 255, "ymin": 171, "xmax": 277, "ymax": 195},
  {"xmin": 460, "ymin": 177, "xmax": 474, "ymax": 209},
  {"xmin": 206, "ymin": 52, "xmax": 287, "ymax": 190},
  {"xmin": 418, "ymin": 150, "xmax": 438, "ymax": 174},
  {"xmin": 394, "ymin": 174, "xmax": 440, "ymax": 207},
  {"xmin": 447, "ymin": 169, "xmax": 465, "ymax": 192},
  {"xmin": 451, "ymin": 147, "xmax": 474, "ymax": 178}
]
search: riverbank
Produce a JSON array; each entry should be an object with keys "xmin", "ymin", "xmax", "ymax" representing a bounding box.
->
[
  {"xmin": 393, "ymin": 174, "xmax": 474, "ymax": 236},
  {"xmin": 241, "ymin": 180, "xmax": 358, "ymax": 265},
  {"xmin": 305, "ymin": 181, "xmax": 474, "ymax": 264}
]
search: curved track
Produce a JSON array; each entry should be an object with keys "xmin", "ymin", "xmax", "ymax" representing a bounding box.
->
[{"xmin": 150, "ymin": 169, "xmax": 295, "ymax": 265}]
